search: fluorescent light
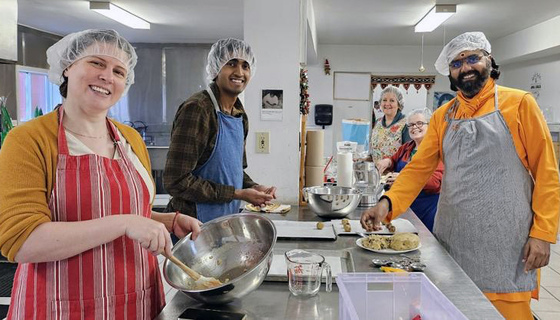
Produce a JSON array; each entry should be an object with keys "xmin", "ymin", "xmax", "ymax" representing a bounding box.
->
[
  {"xmin": 90, "ymin": 1, "xmax": 150, "ymax": 29},
  {"xmin": 415, "ymin": 4, "xmax": 456, "ymax": 33}
]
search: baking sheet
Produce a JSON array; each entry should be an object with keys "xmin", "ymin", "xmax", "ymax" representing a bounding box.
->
[
  {"xmin": 272, "ymin": 220, "xmax": 336, "ymax": 240},
  {"xmin": 332, "ymin": 218, "xmax": 418, "ymax": 235},
  {"xmin": 265, "ymin": 248, "xmax": 354, "ymax": 282}
]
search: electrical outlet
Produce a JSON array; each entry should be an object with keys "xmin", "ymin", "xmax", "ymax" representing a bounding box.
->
[{"xmin": 255, "ymin": 132, "xmax": 270, "ymax": 154}]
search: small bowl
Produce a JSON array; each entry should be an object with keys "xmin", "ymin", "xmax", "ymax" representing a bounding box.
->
[
  {"xmin": 163, "ymin": 213, "xmax": 277, "ymax": 304},
  {"xmin": 303, "ymin": 186, "xmax": 362, "ymax": 218}
]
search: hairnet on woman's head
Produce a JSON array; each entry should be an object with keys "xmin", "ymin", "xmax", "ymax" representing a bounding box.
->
[
  {"xmin": 206, "ymin": 38, "xmax": 256, "ymax": 83},
  {"xmin": 435, "ymin": 31, "xmax": 491, "ymax": 76},
  {"xmin": 47, "ymin": 29, "xmax": 138, "ymax": 95},
  {"xmin": 408, "ymin": 108, "xmax": 433, "ymax": 122},
  {"xmin": 379, "ymin": 85, "xmax": 405, "ymax": 110}
]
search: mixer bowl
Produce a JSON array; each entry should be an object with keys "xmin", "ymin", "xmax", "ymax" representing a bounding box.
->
[
  {"xmin": 163, "ymin": 213, "xmax": 277, "ymax": 304},
  {"xmin": 303, "ymin": 186, "xmax": 362, "ymax": 218}
]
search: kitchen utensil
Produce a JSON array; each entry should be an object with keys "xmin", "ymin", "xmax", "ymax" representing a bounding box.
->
[
  {"xmin": 371, "ymin": 256, "xmax": 425, "ymax": 272},
  {"xmin": 302, "ymin": 186, "xmax": 362, "ymax": 218},
  {"xmin": 164, "ymin": 253, "xmax": 222, "ymax": 289},
  {"xmin": 409, "ymin": 262, "xmax": 427, "ymax": 272},
  {"xmin": 163, "ymin": 213, "xmax": 277, "ymax": 304},
  {"xmin": 371, "ymin": 258, "xmax": 391, "ymax": 267},
  {"xmin": 353, "ymin": 161, "xmax": 384, "ymax": 206},
  {"xmin": 285, "ymin": 249, "xmax": 332, "ymax": 296}
]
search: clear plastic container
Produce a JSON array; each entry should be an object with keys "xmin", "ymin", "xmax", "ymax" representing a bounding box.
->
[{"xmin": 336, "ymin": 273, "xmax": 468, "ymax": 320}]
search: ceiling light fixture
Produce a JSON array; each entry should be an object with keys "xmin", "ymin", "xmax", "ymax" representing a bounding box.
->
[
  {"xmin": 90, "ymin": 1, "xmax": 150, "ymax": 29},
  {"xmin": 415, "ymin": 4, "xmax": 456, "ymax": 33}
]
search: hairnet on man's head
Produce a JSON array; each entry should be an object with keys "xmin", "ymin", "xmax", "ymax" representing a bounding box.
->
[
  {"xmin": 47, "ymin": 29, "xmax": 138, "ymax": 95},
  {"xmin": 379, "ymin": 85, "xmax": 405, "ymax": 110},
  {"xmin": 435, "ymin": 31, "xmax": 491, "ymax": 76},
  {"xmin": 206, "ymin": 38, "xmax": 256, "ymax": 83}
]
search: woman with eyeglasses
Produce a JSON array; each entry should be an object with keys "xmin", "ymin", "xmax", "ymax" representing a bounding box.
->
[
  {"xmin": 368, "ymin": 85, "xmax": 411, "ymax": 162},
  {"xmin": 375, "ymin": 108, "xmax": 444, "ymax": 231}
]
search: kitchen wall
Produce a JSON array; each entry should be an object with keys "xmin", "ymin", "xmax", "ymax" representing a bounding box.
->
[
  {"xmin": 244, "ymin": 0, "xmax": 303, "ymax": 204},
  {"xmin": 0, "ymin": 25, "xmax": 60, "ymax": 117},
  {"xmin": 493, "ymin": 16, "xmax": 560, "ymax": 124},
  {"xmin": 126, "ymin": 43, "xmax": 210, "ymax": 146},
  {"xmin": 501, "ymin": 54, "xmax": 560, "ymax": 123},
  {"xmin": 0, "ymin": 0, "xmax": 17, "ymax": 63},
  {"xmin": 306, "ymin": 44, "xmax": 450, "ymax": 158}
]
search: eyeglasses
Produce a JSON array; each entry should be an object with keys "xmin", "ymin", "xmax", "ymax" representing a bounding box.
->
[
  {"xmin": 449, "ymin": 54, "xmax": 484, "ymax": 70},
  {"xmin": 406, "ymin": 121, "xmax": 428, "ymax": 128}
]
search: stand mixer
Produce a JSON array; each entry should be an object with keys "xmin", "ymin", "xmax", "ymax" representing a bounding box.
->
[{"xmin": 353, "ymin": 161, "xmax": 384, "ymax": 206}]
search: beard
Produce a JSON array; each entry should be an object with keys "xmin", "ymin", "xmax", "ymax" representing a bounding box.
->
[{"xmin": 450, "ymin": 62, "xmax": 491, "ymax": 98}]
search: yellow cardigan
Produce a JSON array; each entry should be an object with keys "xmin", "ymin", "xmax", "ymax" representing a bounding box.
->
[
  {"xmin": 386, "ymin": 79, "xmax": 559, "ymax": 244},
  {"xmin": 0, "ymin": 110, "xmax": 152, "ymax": 262}
]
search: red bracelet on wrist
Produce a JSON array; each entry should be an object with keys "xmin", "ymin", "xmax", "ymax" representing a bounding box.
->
[{"xmin": 171, "ymin": 211, "xmax": 180, "ymax": 233}]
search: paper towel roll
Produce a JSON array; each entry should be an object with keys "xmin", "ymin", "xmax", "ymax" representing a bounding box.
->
[
  {"xmin": 305, "ymin": 130, "xmax": 324, "ymax": 167},
  {"xmin": 305, "ymin": 166, "xmax": 324, "ymax": 187},
  {"xmin": 337, "ymin": 152, "xmax": 354, "ymax": 188}
]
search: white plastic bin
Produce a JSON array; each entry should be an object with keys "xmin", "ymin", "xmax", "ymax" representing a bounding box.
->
[{"xmin": 336, "ymin": 273, "xmax": 468, "ymax": 320}]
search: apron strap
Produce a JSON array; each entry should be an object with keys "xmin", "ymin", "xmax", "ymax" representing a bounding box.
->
[
  {"xmin": 57, "ymin": 105, "xmax": 123, "ymax": 157},
  {"xmin": 206, "ymin": 85, "xmax": 221, "ymax": 114},
  {"xmin": 107, "ymin": 120, "xmax": 130, "ymax": 159},
  {"xmin": 493, "ymin": 84, "xmax": 499, "ymax": 111},
  {"xmin": 57, "ymin": 106, "xmax": 70, "ymax": 155}
]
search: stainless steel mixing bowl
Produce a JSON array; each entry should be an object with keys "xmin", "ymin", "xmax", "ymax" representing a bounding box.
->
[
  {"xmin": 163, "ymin": 213, "xmax": 277, "ymax": 304},
  {"xmin": 303, "ymin": 186, "xmax": 362, "ymax": 218}
]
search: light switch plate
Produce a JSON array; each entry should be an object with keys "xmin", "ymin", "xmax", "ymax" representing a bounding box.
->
[{"xmin": 256, "ymin": 132, "xmax": 270, "ymax": 154}]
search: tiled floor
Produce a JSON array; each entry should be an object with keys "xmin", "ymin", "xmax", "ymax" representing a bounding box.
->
[{"xmin": 533, "ymin": 241, "xmax": 560, "ymax": 320}]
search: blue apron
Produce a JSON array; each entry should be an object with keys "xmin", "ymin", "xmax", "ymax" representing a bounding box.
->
[
  {"xmin": 193, "ymin": 87, "xmax": 244, "ymax": 222},
  {"xmin": 395, "ymin": 155, "xmax": 439, "ymax": 232}
]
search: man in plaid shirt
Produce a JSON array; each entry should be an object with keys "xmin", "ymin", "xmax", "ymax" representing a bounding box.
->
[{"xmin": 164, "ymin": 38, "xmax": 276, "ymax": 222}]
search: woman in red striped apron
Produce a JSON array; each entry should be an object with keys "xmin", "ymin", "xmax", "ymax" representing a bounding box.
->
[{"xmin": 0, "ymin": 29, "xmax": 201, "ymax": 319}]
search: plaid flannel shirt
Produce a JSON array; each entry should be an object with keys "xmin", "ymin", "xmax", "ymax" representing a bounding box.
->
[{"xmin": 163, "ymin": 83, "xmax": 257, "ymax": 217}]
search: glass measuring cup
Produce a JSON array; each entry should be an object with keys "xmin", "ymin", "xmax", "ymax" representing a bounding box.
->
[{"xmin": 285, "ymin": 249, "xmax": 332, "ymax": 296}]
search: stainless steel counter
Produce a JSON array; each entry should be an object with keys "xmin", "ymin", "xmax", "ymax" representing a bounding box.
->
[{"xmin": 156, "ymin": 207, "xmax": 504, "ymax": 319}]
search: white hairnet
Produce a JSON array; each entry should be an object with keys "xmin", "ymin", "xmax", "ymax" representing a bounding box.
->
[
  {"xmin": 408, "ymin": 108, "xmax": 433, "ymax": 121},
  {"xmin": 379, "ymin": 85, "xmax": 405, "ymax": 110},
  {"xmin": 206, "ymin": 38, "xmax": 256, "ymax": 83},
  {"xmin": 47, "ymin": 29, "xmax": 137, "ymax": 95},
  {"xmin": 434, "ymin": 32, "xmax": 491, "ymax": 76}
]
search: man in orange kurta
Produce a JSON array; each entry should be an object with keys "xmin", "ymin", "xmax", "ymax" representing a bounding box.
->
[{"xmin": 361, "ymin": 32, "xmax": 559, "ymax": 320}]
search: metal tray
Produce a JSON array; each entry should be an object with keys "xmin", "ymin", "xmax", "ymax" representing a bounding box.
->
[
  {"xmin": 272, "ymin": 220, "xmax": 337, "ymax": 240},
  {"xmin": 264, "ymin": 248, "xmax": 355, "ymax": 282}
]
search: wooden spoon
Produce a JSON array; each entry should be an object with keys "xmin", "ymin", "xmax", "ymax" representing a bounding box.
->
[{"xmin": 165, "ymin": 253, "xmax": 223, "ymax": 289}]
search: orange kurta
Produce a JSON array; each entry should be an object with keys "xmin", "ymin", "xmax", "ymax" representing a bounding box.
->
[{"xmin": 385, "ymin": 79, "xmax": 559, "ymax": 303}]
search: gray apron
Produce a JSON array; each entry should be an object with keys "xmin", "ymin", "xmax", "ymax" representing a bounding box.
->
[{"xmin": 435, "ymin": 85, "xmax": 536, "ymax": 293}]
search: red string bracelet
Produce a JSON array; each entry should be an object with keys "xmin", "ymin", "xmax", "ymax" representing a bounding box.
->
[{"xmin": 171, "ymin": 211, "xmax": 180, "ymax": 233}]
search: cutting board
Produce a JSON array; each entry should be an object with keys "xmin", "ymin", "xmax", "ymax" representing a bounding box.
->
[
  {"xmin": 272, "ymin": 220, "xmax": 336, "ymax": 240},
  {"xmin": 265, "ymin": 248, "xmax": 354, "ymax": 282},
  {"xmin": 332, "ymin": 218, "xmax": 418, "ymax": 235}
]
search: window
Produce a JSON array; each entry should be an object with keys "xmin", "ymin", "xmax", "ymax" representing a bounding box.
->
[
  {"xmin": 16, "ymin": 66, "xmax": 62, "ymax": 123},
  {"xmin": 16, "ymin": 66, "xmax": 130, "ymax": 123}
]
